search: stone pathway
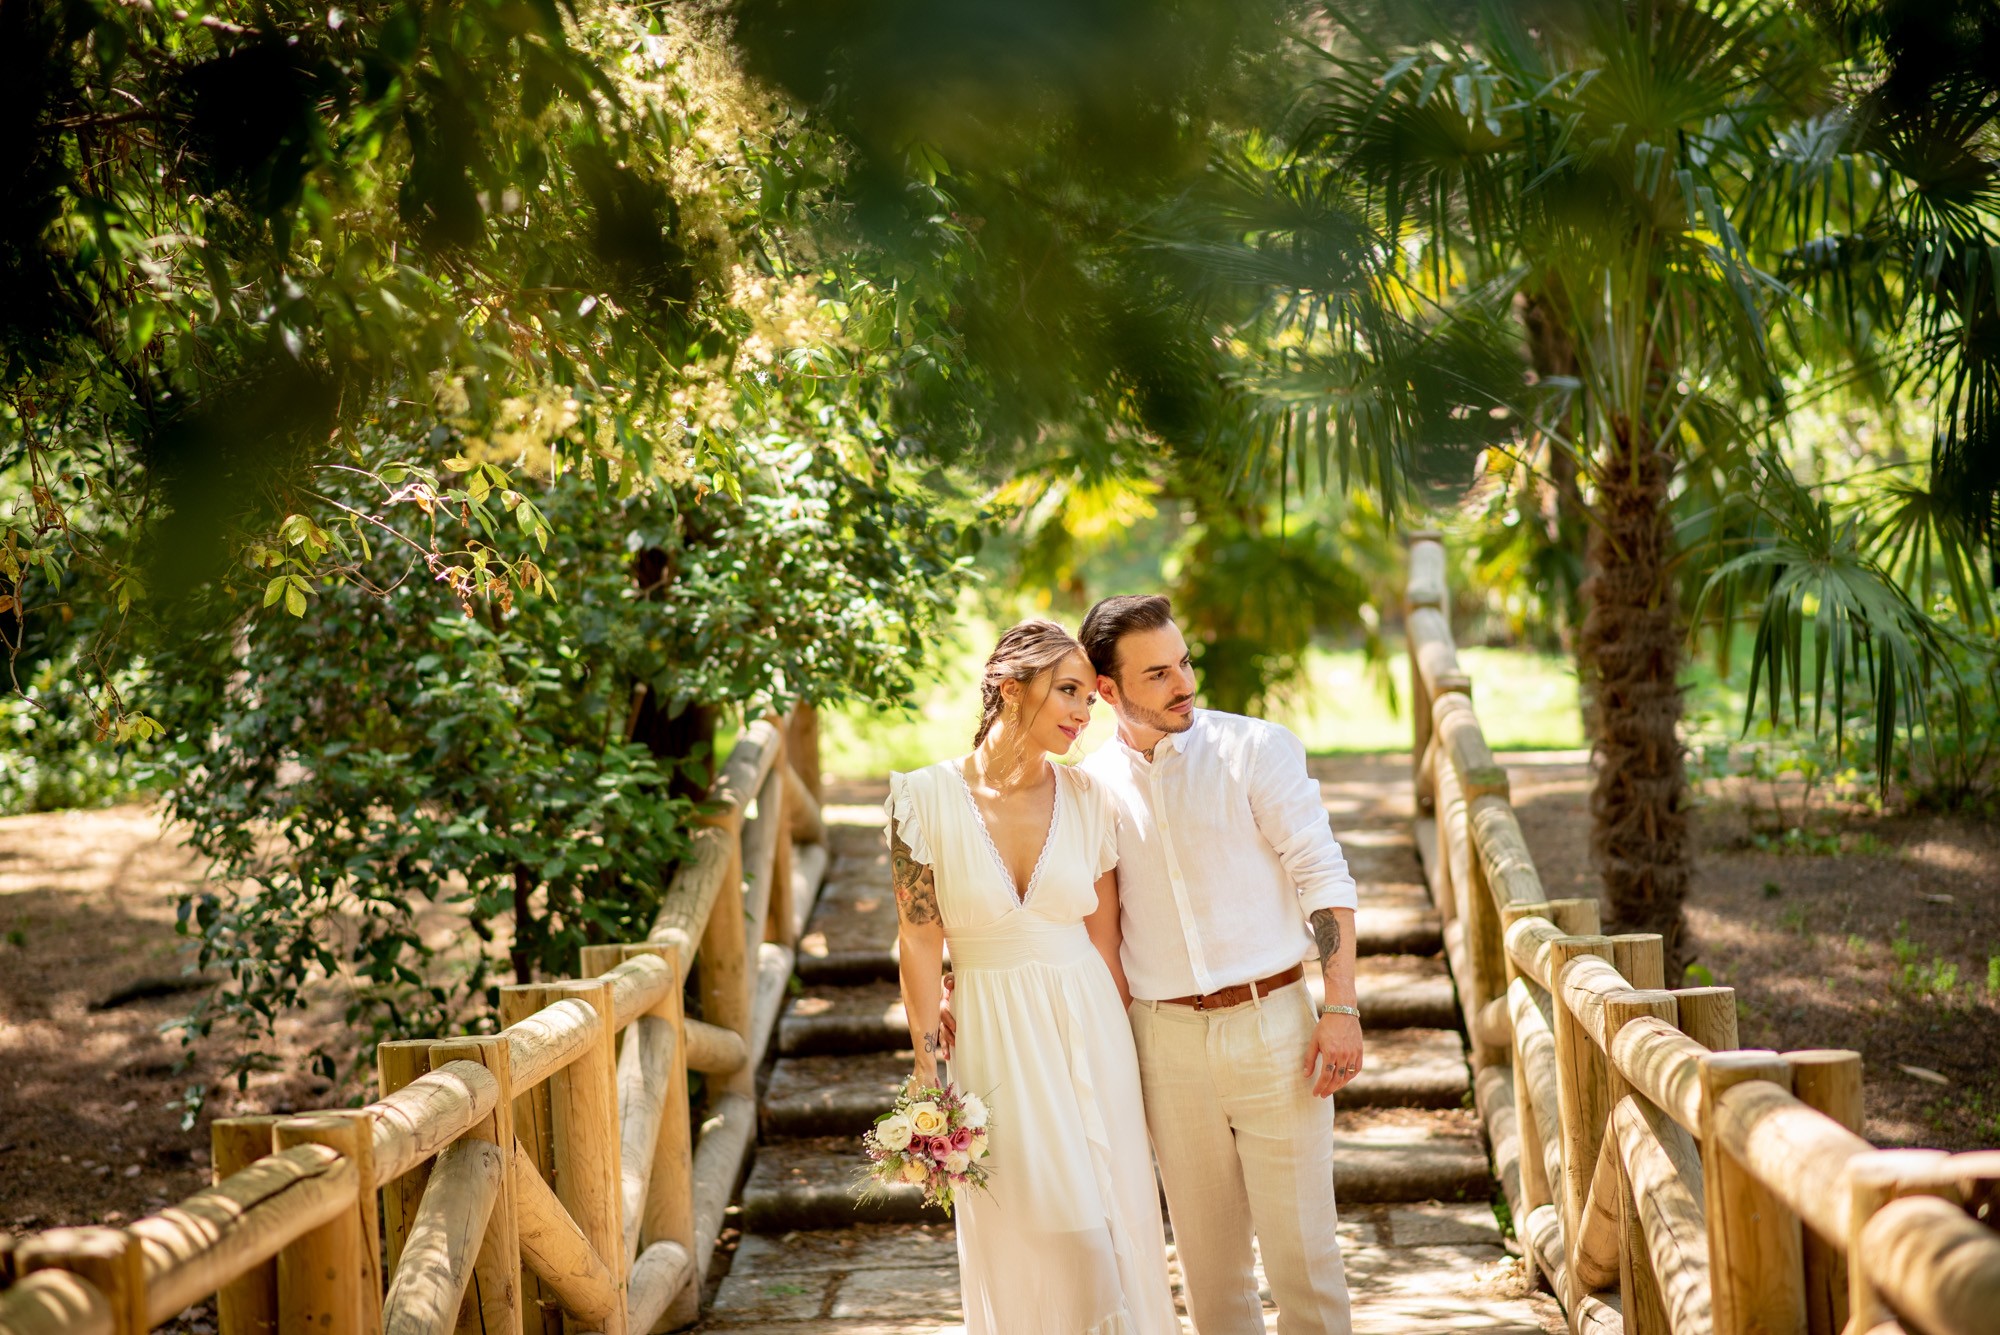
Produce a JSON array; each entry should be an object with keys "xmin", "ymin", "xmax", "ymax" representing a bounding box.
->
[{"xmin": 697, "ymin": 758, "xmax": 1563, "ymax": 1333}]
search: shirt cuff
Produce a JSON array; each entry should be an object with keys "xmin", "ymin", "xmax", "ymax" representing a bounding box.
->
[{"xmin": 1298, "ymin": 875, "xmax": 1360, "ymax": 915}]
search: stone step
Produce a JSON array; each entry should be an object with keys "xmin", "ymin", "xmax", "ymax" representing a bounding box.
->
[
  {"xmin": 1329, "ymin": 1114, "xmax": 1495, "ymax": 1203},
  {"xmin": 759, "ymin": 1027, "xmax": 1470, "ymax": 1141},
  {"xmin": 740, "ymin": 1110, "xmax": 1492, "ymax": 1234},
  {"xmin": 740, "ymin": 1139, "xmax": 937, "ymax": 1231},
  {"xmin": 696, "ymin": 1205, "xmax": 1555, "ymax": 1331},
  {"xmin": 779, "ymin": 963, "xmax": 1460, "ymax": 1057},
  {"xmin": 796, "ymin": 905, "xmax": 1444, "ymax": 987}
]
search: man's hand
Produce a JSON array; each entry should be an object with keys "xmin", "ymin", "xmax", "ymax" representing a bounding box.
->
[
  {"xmin": 935, "ymin": 970, "xmax": 956, "ymax": 1059},
  {"xmin": 1303, "ymin": 1010, "xmax": 1364, "ymax": 1098}
]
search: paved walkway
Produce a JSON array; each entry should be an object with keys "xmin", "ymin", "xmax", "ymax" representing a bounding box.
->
[{"xmin": 696, "ymin": 757, "xmax": 1564, "ymax": 1333}]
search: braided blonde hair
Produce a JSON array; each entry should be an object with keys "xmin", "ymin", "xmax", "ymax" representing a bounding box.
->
[{"xmin": 972, "ymin": 619, "xmax": 1086, "ymax": 747}]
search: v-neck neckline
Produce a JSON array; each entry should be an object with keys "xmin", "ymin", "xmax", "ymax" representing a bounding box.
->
[{"xmin": 954, "ymin": 761, "xmax": 1060, "ymax": 908}]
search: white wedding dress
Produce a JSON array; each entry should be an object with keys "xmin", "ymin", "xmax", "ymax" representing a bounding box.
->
[{"xmin": 888, "ymin": 760, "xmax": 1178, "ymax": 1335}]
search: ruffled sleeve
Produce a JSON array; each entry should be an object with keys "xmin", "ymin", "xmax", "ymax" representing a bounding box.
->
[
  {"xmin": 1084, "ymin": 771, "xmax": 1121, "ymax": 879},
  {"xmin": 884, "ymin": 770, "xmax": 934, "ymax": 867}
]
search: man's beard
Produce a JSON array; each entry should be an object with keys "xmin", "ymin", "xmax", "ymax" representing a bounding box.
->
[{"xmin": 1129, "ymin": 693, "xmax": 1195, "ymax": 735}]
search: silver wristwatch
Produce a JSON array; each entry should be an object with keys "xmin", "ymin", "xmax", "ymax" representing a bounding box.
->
[{"xmin": 1319, "ymin": 1003, "xmax": 1361, "ymax": 1019}]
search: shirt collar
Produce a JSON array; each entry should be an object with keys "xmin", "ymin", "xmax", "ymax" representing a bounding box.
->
[{"xmin": 1117, "ymin": 710, "xmax": 1201, "ymax": 764}]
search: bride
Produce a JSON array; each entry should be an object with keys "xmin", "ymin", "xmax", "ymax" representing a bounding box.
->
[{"xmin": 886, "ymin": 618, "xmax": 1178, "ymax": 1334}]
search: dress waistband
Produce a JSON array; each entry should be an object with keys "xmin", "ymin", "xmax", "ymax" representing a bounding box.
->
[{"xmin": 946, "ymin": 918, "xmax": 1096, "ymax": 971}]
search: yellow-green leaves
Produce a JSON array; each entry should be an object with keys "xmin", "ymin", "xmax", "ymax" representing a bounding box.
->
[
  {"xmin": 108, "ymin": 712, "xmax": 167, "ymax": 744},
  {"xmin": 264, "ymin": 573, "xmax": 314, "ymax": 617},
  {"xmin": 279, "ymin": 513, "xmax": 334, "ymax": 562}
]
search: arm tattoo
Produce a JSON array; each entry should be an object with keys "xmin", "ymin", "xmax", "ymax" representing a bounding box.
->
[
  {"xmin": 1309, "ymin": 908, "xmax": 1342, "ymax": 969},
  {"xmin": 889, "ymin": 823, "xmax": 941, "ymax": 926}
]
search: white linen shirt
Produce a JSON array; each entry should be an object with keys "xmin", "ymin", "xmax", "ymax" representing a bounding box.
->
[{"xmin": 1080, "ymin": 708, "xmax": 1358, "ymax": 1000}]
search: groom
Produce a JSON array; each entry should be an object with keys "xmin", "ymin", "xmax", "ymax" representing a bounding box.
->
[{"xmin": 1078, "ymin": 593, "xmax": 1361, "ymax": 1335}]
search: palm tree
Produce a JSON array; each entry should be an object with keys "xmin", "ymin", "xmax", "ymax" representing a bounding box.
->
[{"xmin": 1256, "ymin": 0, "xmax": 1996, "ymax": 964}]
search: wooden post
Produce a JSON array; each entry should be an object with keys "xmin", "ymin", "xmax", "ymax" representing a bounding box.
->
[
  {"xmin": 785, "ymin": 704, "xmax": 821, "ymax": 803},
  {"xmin": 1542, "ymin": 897, "xmax": 1603, "ymax": 941},
  {"xmin": 580, "ymin": 945, "xmax": 695, "ymax": 1326},
  {"xmin": 379, "ymin": 1041, "xmax": 437, "ymax": 1280},
  {"xmin": 1699, "ymin": 1051, "xmax": 1804, "ymax": 1335},
  {"xmin": 273, "ymin": 1112, "xmax": 382, "ymax": 1335},
  {"xmin": 1609, "ymin": 934, "xmax": 1667, "ymax": 991},
  {"xmin": 637, "ymin": 947, "xmax": 697, "ymax": 1331},
  {"xmin": 1409, "ymin": 644, "xmax": 1434, "ymax": 805},
  {"xmin": 1603, "ymin": 989, "xmax": 1679, "ymax": 1335},
  {"xmin": 17, "ymin": 1229, "xmax": 144, "ymax": 1335},
  {"xmin": 542, "ymin": 979, "xmax": 625, "ymax": 1335},
  {"xmin": 498, "ymin": 986, "xmax": 566, "ymax": 1335},
  {"xmin": 1674, "ymin": 986, "xmax": 1739, "ymax": 1052},
  {"xmin": 427, "ymin": 1035, "xmax": 523, "ymax": 1335},
  {"xmin": 699, "ymin": 831, "xmax": 754, "ymax": 1101},
  {"xmin": 1786, "ymin": 1050, "xmax": 1863, "ymax": 1335},
  {"xmin": 1497, "ymin": 907, "xmax": 1552, "ymax": 1287},
  {"xmin": 211, "ymin": 1117, "xmax": 284, "ymax": 1335},
  {"xmin": 1842, "ymin": 1149, "xmax": 1950, "ymax": 1335},
  {"xmin": 1460, "ymin": 804, "xmax": 1509, "ymax": 1071},
  {"xmin": 766, "ymin": 768, "xmax": 795, "ymax": 949},
  {"xmin": 1545, "ymin": 933, "xmax": 1613, "ymax": 1307},
  {"xmin": 1434, "ymin": 753, "xmax": 1465, "ymax": 931}
]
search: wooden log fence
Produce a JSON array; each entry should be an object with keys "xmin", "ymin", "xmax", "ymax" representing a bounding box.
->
[
  {"xmin": 1402, "ymin": 532, "xmax": 2000, "ymax": 1335},
  {"xmin": 0, "ymin": 711, "xmax": 828, "ymax": 1335}
]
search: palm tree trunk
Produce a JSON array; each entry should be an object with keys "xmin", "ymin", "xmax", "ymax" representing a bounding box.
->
[{"xmin": 1580, "ymin": 421, "xmax": 1691, "ymax": 969}]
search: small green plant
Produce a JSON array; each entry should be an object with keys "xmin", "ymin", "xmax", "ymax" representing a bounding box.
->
[
  {"xmin": 1846, "ymin": 934, "xmax": 1870, "ymax": 955},
  {"xmin": 1749, "ymin": 826, "xmax": 1893, "ymax": 856},
  {"xmin": 1684, "ymin": 963, "xmax": 1717, "ymax": 987},
  {"xmin": 1762, "ymin": 880, "xmax": 1783, "ymax": 899},
  {"xmin": 1987, "ymin": 956, "xmax": 2000, "ymax": 996},
  {"xmin": 1891, "ymin": 925, "xmax": 1970, "ymax": 1002},
  {"xmin": 1779, "ymin": 904, "xmax": 1810, "ymax": 936}
]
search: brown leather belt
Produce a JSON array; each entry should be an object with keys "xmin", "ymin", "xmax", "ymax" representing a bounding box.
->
[{"xmin": 1157, "ymin": 963, "xmax": 1305, "ymax": 1011}]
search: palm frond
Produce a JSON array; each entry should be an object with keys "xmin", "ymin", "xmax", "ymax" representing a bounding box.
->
[{"xmin": 1694, "ymin": 458, "xmax": 1967, "ymax": 780}]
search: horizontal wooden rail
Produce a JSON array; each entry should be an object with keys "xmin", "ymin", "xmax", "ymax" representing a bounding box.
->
[
  {"xmin": 1861, "ymin": 1195, "xmax": 2000, "ymax": 1335},
  {"xmin": 1401, "ymin": 533, "xmax": 2000, "ymax": 1335},
  {"xmin": 0, "ymin": 709, "xmax": 830, "ymax": 1335}
]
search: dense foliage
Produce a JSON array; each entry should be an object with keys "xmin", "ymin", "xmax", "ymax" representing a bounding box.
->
[
  {"xmin": 0, "ymin": 0, "xmax": 980, "ymax": 1088},
  {"xmin": 158, "ymin": 440, "xmax": 960, "ymax": 1089},
  {"xmin": 1194, "ymin": 0, "xmax": 2000, "ymax": 964}
]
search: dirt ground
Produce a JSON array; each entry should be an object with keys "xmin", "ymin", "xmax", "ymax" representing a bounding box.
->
[
  {"xmin": 0, "ymin": 806, "xmax": 355, "ymax": 1234},
  {"xmin": 2, "ymin": 754, "xmax": 1995, "ymax": 1235},
  {"xmin": 1505, "ymin": 755, "xmax": 2000, "ymax": 1151}
]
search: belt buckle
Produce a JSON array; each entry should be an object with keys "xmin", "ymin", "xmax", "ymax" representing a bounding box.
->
[{"xmin": 1192, "ymin": 993, "xmax": 1208, "ymax": 1012}]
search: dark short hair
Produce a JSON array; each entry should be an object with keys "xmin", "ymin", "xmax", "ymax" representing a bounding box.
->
[{"xmin": 1079, "ymin": 594, "xmax": 1176, "ymax": 681}]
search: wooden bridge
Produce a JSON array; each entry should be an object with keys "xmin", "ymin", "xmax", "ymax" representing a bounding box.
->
[{"xmin": 2, "ymin": 536, "xmax": 1997, "ymax": 1335}]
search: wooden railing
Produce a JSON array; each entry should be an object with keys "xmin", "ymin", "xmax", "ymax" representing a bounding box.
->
[
  {"xmin": 1404, "ymin": 533, "xmax": 2000, "ymax": 1335},
  {"xmin": 0, "ymin": 708, "xmax": 829, "ymax": 1335}
]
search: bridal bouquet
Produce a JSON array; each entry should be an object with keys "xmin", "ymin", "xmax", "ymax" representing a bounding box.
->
[{"xmin": 860, "ymin": 1079, "xmax": 992, "ymax": 1215}]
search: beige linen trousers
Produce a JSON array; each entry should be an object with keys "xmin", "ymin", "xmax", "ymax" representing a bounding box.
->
[{"xmin": 1129, "ymin": 981, "xmax": 1353, "ymax": 1335}]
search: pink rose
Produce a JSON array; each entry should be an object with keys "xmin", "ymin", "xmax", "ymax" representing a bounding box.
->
[
  {"xmin": 926, "ymin": 1135, "xmax": 953, "ymax": 1158},
  {"xmin": 950, "ymin": 1126, "xmax": 974, "ymax": 1151}
]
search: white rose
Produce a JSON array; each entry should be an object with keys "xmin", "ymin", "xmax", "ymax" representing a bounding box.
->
[
  {"xmin": 900, "ymin": 1158, "xmax": 930, "ymax": 1184},
  {"xmin": 943, "ymin": 1150, "xmax": 971, "ymax": 1175},
  {"xmin": 907, "ymin": 1101, "xmax": 948, "ymax": 1136},
  {"xmin": 969, "ymin": 1130, "xmax": 989, "ymax": 1159},
  {"xmin": 959, "ymin": 1092, "xmax": 989, "ymax": 1129},
  {"xmin": 875, "ymin": 1114, "xmax": 914, "ymax": 1152}
]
